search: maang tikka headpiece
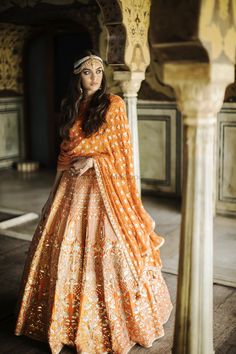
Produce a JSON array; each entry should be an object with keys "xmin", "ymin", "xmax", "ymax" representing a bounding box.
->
[{"xmin": 73, "ymin": 54, "xmax": 104, "ymax": 75}]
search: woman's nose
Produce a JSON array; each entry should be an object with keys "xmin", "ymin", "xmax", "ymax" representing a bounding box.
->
[{"xmin": 92, "ymin": 72, "xmax": 99, "ymax": 79}]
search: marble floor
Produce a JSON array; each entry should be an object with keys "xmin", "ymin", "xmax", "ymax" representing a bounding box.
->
[
  {"xmin": 1, "ymin": 233, "xmax": 235, "ymax": 354},
  {"xmin": 142, "ymin": 194, "xmax": 236, "ymax": 287},
  {"xmin": 0, "ymin": 168, "xmax": 236, "ymax": 353},
  {"xmin": 0, "ymin": 168, "xmax": 236, "ymax": 287}
]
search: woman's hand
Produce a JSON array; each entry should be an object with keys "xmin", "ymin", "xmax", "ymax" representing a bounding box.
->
[{"xmin": 70, "ymin": 157, "xmax": 94, "ymax": 177}]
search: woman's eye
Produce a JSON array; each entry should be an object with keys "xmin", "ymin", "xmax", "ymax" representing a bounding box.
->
[
  {"xmin": 96, "ymin": 69, "xmax": 102, "ymax": 74},
  {"xmin": 83, "ymin": 71, "xmax": 90, "ymax": 75}
]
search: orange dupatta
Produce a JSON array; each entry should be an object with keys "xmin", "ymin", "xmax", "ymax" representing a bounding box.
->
[{"xmin": 57, "ymin": 94, "xmax": 164, "ymax": 282}]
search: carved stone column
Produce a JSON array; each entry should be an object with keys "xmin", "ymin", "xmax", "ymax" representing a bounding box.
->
[
  {"xmin": 114, "ymin": 71, "xmax": 145, "ymax": 194},
  {"xmin": 163, "ymin": 62, "xmax": 234, "ymax": 354}
]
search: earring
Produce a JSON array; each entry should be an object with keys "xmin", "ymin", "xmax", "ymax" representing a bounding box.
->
[{"xmin": 80, "ymin": 87, "xmax": 83, "ymax": 93}]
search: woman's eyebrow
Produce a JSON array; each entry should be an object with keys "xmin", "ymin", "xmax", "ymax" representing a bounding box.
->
[
  {"xmin": 82, "ymin": 67, "xmax": 102, "ymax": 72},
  {"xmin": 83, "ymin": 66, "xmax": 102, "ymax": 71}
]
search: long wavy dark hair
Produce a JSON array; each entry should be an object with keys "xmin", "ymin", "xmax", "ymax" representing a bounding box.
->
[{"xmin": 59, "ymin": 49, "xmax": 110, "ymax": 140}]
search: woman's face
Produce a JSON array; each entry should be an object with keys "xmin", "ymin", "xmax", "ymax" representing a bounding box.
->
[{"xmin": 80, "ymin": 60, "xmax": 103, "ymax": 97}]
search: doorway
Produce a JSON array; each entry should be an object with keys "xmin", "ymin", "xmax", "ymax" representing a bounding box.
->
[{"xmin": 24, "ymin": 28, "xmax": 92, "ymax": 167}]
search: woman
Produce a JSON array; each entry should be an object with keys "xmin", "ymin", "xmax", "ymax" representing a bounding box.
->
[{"xmin": 14, "ymin": 49, "xmax": 173, "ymax": 354}]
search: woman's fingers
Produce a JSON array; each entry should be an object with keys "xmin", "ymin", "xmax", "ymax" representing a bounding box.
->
[
  {"xmin": 76, "ymin": 165, "xmax": 86, "ymax": 176},
  {"xmin": 78, "ymin": 163, "xmax": 92, "ymax": 176},
  {"xmin": 73, "ymin": 160, "xmax": 87, "ymax": 171},
  {"xmin": 70, "ymin": 157, "xmax": 94, "ymax": 176}
]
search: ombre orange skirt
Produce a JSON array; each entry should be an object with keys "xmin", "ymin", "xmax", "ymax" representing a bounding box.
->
[{"xmin": 14, "ymin": 168, "xmax": 172, "ymax": 354}]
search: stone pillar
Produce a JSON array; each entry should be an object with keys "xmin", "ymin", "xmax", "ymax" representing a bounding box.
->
[
  {"xmin": 114, "ymin": 71, "xmax": 145, "ymax": 195},
  {"xmin": 163, "ymin": 63, "xmax": 234, "ymax": 354}
]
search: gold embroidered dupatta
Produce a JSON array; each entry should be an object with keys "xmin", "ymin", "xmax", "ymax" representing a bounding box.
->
[{"xmin": 57, "ymin": 94, "xmax": 164, "ymax": 282}]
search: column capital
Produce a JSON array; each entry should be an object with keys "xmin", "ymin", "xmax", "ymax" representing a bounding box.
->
[
  {"xmin": 163, "ymin": 62, "xmax": 234, "ymax": 122},
  {"xmin": 113, "ymin": 71, "xmax": 145, "ymax": 97}
]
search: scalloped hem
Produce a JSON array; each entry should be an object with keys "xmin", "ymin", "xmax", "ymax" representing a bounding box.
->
[{"xmin": 15, "ymin": 312, "xmax": 172, "ymax": 354}]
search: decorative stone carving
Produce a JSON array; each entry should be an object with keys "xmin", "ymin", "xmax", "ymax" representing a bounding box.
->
[
  {"xmin": 167, "ymin": 63, "xmax": 233, "ymax": 116},
  {"xmin": 96, "ymin": 0, "xmax": 126, "ymax": 66},
  {"xmin": 163, "ymin": 62, "xmax": 234, "ymax": 354},
  {"xmin": 115, "ymin": 71, "xmax": 145, "ymax": 96},
  {"xmin": 98, "ymin": 0, "xmax": 151, "ymax": 72},
  {"xmin": 98, "ymin": 1, "xmax": 152, "ymax": 195},
  {"xmin": 120, "ymin": 0, "xmax": 151, "ymax": 72},
  {"xmin": 0, "ymin": 23, "xmax": 29, "ymax": 94},
  {"xmin": 199, "ymin": 0, "xmax": 236, "ymax": 63}
]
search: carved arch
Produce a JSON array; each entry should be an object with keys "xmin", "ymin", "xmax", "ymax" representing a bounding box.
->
[{"xmin": 96, "ymin": 0, "xmax": 127, "ymax": 68}]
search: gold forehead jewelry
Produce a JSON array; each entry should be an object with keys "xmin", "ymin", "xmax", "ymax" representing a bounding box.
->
[{"xmin": 73, "ymin": 55, "xmax": 104, "ymax": 74}]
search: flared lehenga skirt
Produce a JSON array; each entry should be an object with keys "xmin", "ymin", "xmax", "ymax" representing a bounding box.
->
[{"xmin": 14, "ymin": 168, "xmax": 172, "ymax": 354}]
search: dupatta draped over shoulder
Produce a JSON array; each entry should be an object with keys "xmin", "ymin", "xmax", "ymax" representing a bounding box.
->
[{"xmin": 57, "ymin": 94, "xmax": 164, "ymax": 283}]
